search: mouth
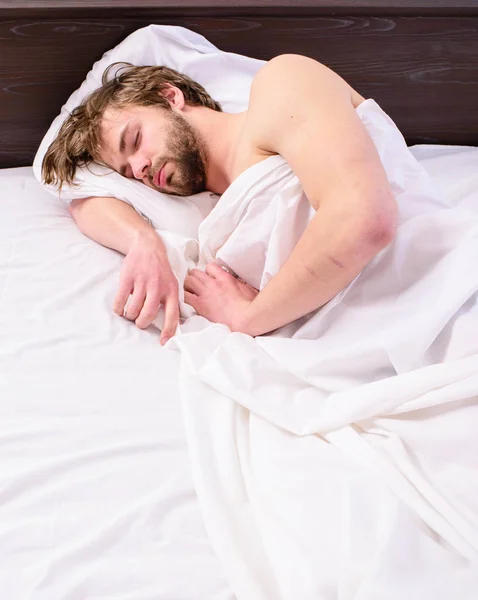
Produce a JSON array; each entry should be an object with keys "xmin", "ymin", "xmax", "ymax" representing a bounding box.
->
[{"xmin": 153, "ymin": 163, "xmax": 166, "ymax": 189}]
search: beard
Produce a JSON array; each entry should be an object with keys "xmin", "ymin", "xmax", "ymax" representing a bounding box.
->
[{"xmin": 152, "ymin": 111, "xmax": 207, "ymax": 196}]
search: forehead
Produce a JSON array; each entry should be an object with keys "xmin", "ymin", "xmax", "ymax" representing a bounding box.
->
[
  {"xmin": 100, "ymin": 104, "xmax": 166, "ymax": 143},
  {"xmin": 101, "ymin": 105, "xmax": 140, "ymax": 142}
]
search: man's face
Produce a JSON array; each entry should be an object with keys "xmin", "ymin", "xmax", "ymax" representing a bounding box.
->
[{"xmin": 99, "ymin": 103, "xmax": 207, "ymax": 196}]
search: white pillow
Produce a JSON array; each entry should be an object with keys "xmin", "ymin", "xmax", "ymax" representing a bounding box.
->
[{"xmin": 33, "ymin": 25, "xmax": 265, "ymax": 238}]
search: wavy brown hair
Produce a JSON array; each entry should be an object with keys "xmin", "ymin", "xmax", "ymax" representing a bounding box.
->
[{"xmin": 41, "ymin": 62, "xmax": 222, "ymax": 189}]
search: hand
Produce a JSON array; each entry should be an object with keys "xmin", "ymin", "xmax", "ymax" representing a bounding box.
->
[
  {"xmin": 113, "ymin": 231, "xmax": 179, "ymax": 345},
  {"xmin": 184, "ymin": 263, "xmax": 259, "ymax": 333}
]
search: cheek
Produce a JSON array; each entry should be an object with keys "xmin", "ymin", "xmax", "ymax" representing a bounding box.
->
[{"xmin": 148, "ymin": 131, "xmax": 167, "ymax": 159}]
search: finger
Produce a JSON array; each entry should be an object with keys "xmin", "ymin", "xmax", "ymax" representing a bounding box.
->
[
  {"xmin": 135, "ymin": 289, "xmax": 162, "ymax": 330},
  {"xmin": 160, "ymin": 295, "xmax": 180, "ymax": 346},
  {"xmin": 239, "ymin": 279, "xmax": 259, "ymax": 293},
  {"xmin": 184, "ymin": 274, "xmax": 204, "ymax": 295},
  {"xmin": 188, "ymin": 268, "xmax": 210, "ymax": 284},
  {"xmin": 184, "ymin": 290, "xmax": 198, "ymax": 310},
  {"xmin": 124, "ymin": 284, "xmax": 146, "ymax": 321},
  {"xmin": 113, "ymin": 275, "xmax": 134, "ymax": 316},
  {"xmin": 205, "ymin": 263, "xmax": 230, "ymax": 279}
]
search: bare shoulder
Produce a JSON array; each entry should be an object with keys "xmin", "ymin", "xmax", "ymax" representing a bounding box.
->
[
  {"xmin": 244, "ymin": 54, "xmax": 391, "ymax": 213},
  {"xmin": 252, "ymin": 54, "xmax": 351, "ymax": 90},
  {"xmin": 246, "ymin": 54, "xmax": 365, "ymax": 153}
]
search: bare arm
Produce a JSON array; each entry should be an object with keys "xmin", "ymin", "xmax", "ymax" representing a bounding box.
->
[
  {"xmin": 185, "ymin": 55, "xmax": 397, "ymax": 335},
  {"xmin": 70, "ymin": 196, "xmax": 179, "ymax": 344},
  {"xmin": 70, "ymin": 195, "xmax": 158, "ymax": 255},
  {"xmin": 237, "ymin": 55, "xmax": 397, "ymax": 335}
]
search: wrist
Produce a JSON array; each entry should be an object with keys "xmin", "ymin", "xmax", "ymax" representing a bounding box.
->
[
  {"xmin": 231, "ymin": 301, "xmax": 261, "ymax": 337},
  {"xmin": 129, "ymin": 227, "xmax": 164, "ymax": 254}
]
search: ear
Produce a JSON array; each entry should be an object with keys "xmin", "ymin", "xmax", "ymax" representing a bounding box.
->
[{"xmin": 161, "ymin": 85, "xmax": 185, "ymax": 110}]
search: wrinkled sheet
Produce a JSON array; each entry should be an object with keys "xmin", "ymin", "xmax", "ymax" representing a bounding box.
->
[
  {"xmin": 156, "ymin": 99, "xmax": 478, "ymax": 599},
  {"xmin": 0, "ymin": 168, "xmax": 233, "ymax": 600},
  {"xmin": 11, "ymin": 96, "xmax": 478, "ymax": 599}
]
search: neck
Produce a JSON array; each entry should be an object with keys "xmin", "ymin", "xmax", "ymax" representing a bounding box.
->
[{"xmin": 182, "ymin": 106, "xmax": 246, "ymax": 195}]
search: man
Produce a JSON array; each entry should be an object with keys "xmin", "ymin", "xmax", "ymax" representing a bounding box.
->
[{"xmin": 42, "ymin": 54, "xmax": 398, "ymax": 345}]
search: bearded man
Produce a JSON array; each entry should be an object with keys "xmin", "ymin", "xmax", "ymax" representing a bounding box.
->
[{"xmin": 42, "ymin": 54, "xmax": 397, "ymax": 345}]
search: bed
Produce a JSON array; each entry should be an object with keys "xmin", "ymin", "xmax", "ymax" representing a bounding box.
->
[{"xmin": 1, "ymin": 2, "xmax": 478, "ymax": 599}]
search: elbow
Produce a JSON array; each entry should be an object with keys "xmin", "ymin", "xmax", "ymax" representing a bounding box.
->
[
  {"xmin": 360, "ymin": 198, "xmax": 399, "ymax": 254},
  {"xmin": 369, "ymin": 216, "xmax": 397, "ymax": 250}
]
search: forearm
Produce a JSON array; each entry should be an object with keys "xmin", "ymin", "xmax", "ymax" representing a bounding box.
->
[
  {"xmin": 69, "ymin": 196, "xmax": 161, "ymax": 255},
  {"xmin": 237, "ymin": 203, "xmax": 397, "ymax": 336}
]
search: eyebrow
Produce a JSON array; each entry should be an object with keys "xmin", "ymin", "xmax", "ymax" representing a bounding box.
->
[
  {"xmin": 119, "ymin": 123, "xmax": 129, "ymax": 154},
  {"xmin": 118, "ymin": 123, "xmax": 130, "ymax": 177}
]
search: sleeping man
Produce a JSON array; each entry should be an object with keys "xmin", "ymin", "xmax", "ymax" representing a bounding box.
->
[{"xmin": 41, "ymin": 54, "xmax": 398, "ymax": 345}]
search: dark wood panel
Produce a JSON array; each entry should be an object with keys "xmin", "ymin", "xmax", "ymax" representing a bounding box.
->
[
  {"xmin": 1, "ymin": 14, "xmax": 477, "ymax": 168},
  {"xmin": 2, "ymin": 0, "xmax": 478, "ymax": 14},
  {"xmin": 1, "ymin": 9, "xmax": 478, "ymax": 22}
]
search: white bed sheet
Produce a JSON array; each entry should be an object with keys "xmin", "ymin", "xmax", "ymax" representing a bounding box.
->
[
  {"xmin": 164, "ymin": 99, "xmax": 478, "ymax": 600},
  {"xmin": 1, "ymin": 139, "xmax": 478, "ymax": 599},
  {"xmin": 0, "ymin": 167, "xmax": 233, "ymax": 599}
]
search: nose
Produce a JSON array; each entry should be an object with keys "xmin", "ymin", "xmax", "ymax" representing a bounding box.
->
[{"xmin": 130, "ymin": 154, "xmax": 151, "ymax": 180}]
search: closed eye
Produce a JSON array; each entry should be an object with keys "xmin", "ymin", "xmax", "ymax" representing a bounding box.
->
[
  {"xmin": 119, "ymin": 164, "xmax": 133, "ymax": 178},
  {"xmin": 119, "ymin": 131, "xmax": 140, "ymax": 177}
]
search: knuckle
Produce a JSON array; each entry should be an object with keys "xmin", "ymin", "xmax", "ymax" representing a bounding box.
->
[
  {"xmin": 119, "ymin": 266, "xmax": 134, "ymax": 281},
  {"xmin": 134, "ymin": 274, "xmax": 146, "ymax": 287},
  {"xmin": 164, "ymin": 286, "xmax": 176, "ymax": 299},
  {"xmin": 148, "ymin": 287, "xmax": 163, "ymax": 302},
  {"xmin": 143, "ymin": 310, "xmax": 157, "ymax": 322},
  {"xmin": 149, "ymin": 278, "xmax": 161, "ymax": 290}
]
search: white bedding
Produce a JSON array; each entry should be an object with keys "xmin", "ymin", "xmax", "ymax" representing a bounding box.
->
[
  {"xmin": 2, "ymin": 135, "xmax": 478, "ymax": 598},
  {"xmin": 5, "ymin": 23, "xmax": 478, "ymax": 596},
  {"xmin": 62, "ymin": 96, "xmax": 478, "ymax": 599},
  {"xmin": 166, "ymin": 102, "xmax": 478, "ymax": 599},
  {"xmin": 0, "ymin": 168, "xmax": 233, "ymax": 599}
]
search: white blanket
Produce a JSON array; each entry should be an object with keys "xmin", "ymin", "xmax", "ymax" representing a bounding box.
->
[{"xmin": 115, "ymin": 99, "xmax": 478, "ymax": 597}]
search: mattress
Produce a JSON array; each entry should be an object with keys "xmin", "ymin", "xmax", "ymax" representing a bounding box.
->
[{"xmin": 0, "ymin": 167, "xmax": 232, "ymax": 599}]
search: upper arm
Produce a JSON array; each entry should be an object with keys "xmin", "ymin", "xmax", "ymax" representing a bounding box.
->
[{"xmin": 249, "ymin": 55, "xmax": 396, "ymax": 231}]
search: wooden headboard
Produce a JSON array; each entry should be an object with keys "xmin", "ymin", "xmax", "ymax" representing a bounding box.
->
[{"xmin": 1, "ymin": 0, "xmax": 478, "ymax": 169}]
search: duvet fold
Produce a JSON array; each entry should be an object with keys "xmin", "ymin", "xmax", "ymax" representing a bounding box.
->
[{"xmin": 135, "ymin": 99, "xmax": 478, "ymax": 599}]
